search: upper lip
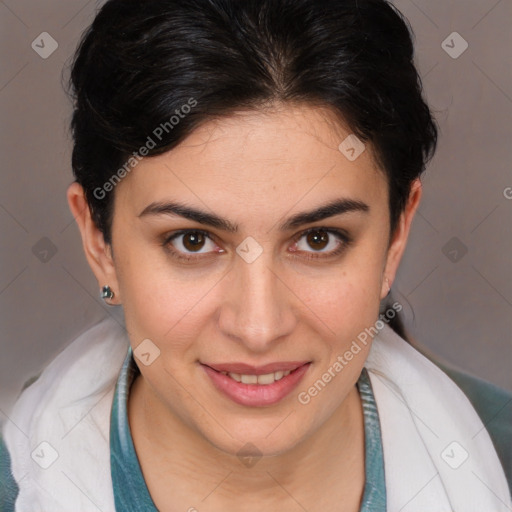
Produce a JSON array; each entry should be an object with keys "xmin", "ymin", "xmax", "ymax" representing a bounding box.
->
[{"xmin": 202, "ymin": 361, "xmax": 310, "ymax": 375}]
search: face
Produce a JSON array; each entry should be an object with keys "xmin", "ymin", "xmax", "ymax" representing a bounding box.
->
[{"xmin": 69, "ymin": 103, "xmax": 420, "ymax": 458}]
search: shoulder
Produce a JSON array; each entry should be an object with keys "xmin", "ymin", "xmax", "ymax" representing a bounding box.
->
[
  {"xmin": 0, "ymin": 371, "xmax": 39, "ymax": 510},
  {"xmin": 0, "ymin": 317, "xmax": 129, "ymax": 510},
  {"xmin": 0, "ymin": 426, "xmax": 19, "ymax": 511},
  {"xmin": 426, "ymin": 355, "xmax": 512, "ymax": 496}
]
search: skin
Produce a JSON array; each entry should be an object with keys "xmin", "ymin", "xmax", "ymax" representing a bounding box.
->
[{"xmin": 67, "ymin": 103, "xmax": 421, "ymax": 511}]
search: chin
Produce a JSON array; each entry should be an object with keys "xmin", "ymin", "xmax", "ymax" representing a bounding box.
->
[{"xmin": 201, "ymin": 418, "xmax": 307, "ymax": 461}]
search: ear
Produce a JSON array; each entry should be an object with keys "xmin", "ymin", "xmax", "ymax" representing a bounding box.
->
[
  {"xmin": 380, "ymin": 178, "xmax": 422, "ymax": 300},
  {"xmin": 66, "ymin": 182, "xmax": 121, "ymax": 304}
]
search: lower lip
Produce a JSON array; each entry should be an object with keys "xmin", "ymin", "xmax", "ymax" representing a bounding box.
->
[{"xmin": 201, "ymin": 363, "xmax": 311, "ymax": 407}]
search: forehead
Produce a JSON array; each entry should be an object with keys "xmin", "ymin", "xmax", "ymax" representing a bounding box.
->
[{"xmin": 115, "ymin": 104, "xmax": 386, "ymax": 213}]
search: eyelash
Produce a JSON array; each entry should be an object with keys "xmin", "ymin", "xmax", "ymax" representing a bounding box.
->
[{"xmin": 162, "ymin": 227, "xmax": 352, "ymax": 263}]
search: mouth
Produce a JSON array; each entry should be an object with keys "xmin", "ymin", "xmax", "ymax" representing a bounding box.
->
[
  {"xmin": 201, "ymin": 360, "xmax": 310, "ymax": 376},
  {"xmin": 200, "ymin": 361, "xmax": 311, "ymax": 407}
]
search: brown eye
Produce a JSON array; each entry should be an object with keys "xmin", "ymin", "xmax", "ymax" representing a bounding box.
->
[
  {"xmin": 290, "ymin": 227, "xmax": 351, "ymax": 260},
  {"xmin": 164, "ymin": 229, "xmax": 219, "ymax": 260},
  {"xmin": 182, "ymin": 231, "xmax": 207, "ymax": 252},
  {"xmin": 306, "ymin": 230, "xmax": 329, "ymax": 251}
]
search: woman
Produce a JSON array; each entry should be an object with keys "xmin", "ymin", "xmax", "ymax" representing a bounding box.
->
[{"xmin": 1, "ymin": 0, "xmax": 511, "ymax": 510}]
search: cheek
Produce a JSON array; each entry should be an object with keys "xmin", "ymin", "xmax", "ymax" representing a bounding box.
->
[
  {"xmin": 121, "ymin": 269, "xmax": 213, "ymax": 348},
  {"xmin": 306, "ymin": 274, "xmax": 382, "ymax": 353},
  {"xmin": 295, "ymin": 251, "xmax": 386, "ymax": 389},
  {"xmin": 296, "ymin": 271, "xmax": 382, "ymax": 407},
  {"xmin": 116, "ymin": 245, "xmax": 227, "ymax": 363},
  {"xmin": 114, "ymin": 242, "xmax": 189, "ymax": 339},
  {"xmin": 303, "ymin": 251, "xmax": 385, "ymax": 330}
]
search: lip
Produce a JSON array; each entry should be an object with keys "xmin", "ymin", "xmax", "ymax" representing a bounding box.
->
[
  {"xmin": 201, "ymin": 361, "xmax": 309, "ymax": 375},
  {"xmin": 201, "ymin": 362, "xmax": 311, "ymax": 407}
]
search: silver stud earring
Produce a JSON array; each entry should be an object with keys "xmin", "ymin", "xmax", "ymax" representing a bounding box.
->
[{"xmin": 101, "ymin": 285, "xmax": 115, "ymax": 301}]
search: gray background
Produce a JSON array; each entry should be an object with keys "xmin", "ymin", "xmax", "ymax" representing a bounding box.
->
[{"xmin": 1, "ymin": 0, "xmax": 511, "ymax": 417}]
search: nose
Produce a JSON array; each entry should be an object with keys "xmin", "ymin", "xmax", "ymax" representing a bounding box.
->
[{"xmin": 217, "ymin": 253, "xmax": 297, "ymax": 353}]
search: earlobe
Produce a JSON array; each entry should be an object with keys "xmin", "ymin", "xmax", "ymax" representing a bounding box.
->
[
  {"xmin": 381, "ymin": 179, "xmax": 423, "ymax": 299},
  {"xmin": 383, "ymin": 276, "xmax": 391, "ymax": 297},
  {"xmin": 66, "ymin": 182, "xmax": 121, "ymax": 303}
]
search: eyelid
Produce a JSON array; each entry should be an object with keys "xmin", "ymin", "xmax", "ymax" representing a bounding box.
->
[
  {"xmin": 163, "ymin": 228, "xmax": 219, "ymax": 250},
  {"xmin": 291, "ymin": 226, "xmax": 351, "ymax": 244},
  {"xmin": 288, "ymin": 227, "xmax": 352, "ymax": 261}
]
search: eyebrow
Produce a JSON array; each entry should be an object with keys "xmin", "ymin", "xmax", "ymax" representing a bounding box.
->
[{"xmin": 138, "ymin": 198, "xmax": 369, "ymax": 232}]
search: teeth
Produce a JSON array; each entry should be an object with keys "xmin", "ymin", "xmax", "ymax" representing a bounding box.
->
[
  {"xmin": 241, "ymin": 374, "xmax": 258, "ymax": 384},
  {"xmin": 222, "ymin": 369, "xmax": 292, "ymax": 385}
]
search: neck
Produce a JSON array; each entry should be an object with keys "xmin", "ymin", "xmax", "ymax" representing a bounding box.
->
[{"xmin": 128, "ymin": 373, "xmax": 365, "ymax": 510}]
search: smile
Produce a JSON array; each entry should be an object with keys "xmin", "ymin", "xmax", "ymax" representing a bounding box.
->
[
  {"xmin": 200, "ymin": 362, "xmax": 311, "ymax": 407},
  {"xmin": 220, "ymin": 369, "xmax": 293, "ymax": 385}
]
